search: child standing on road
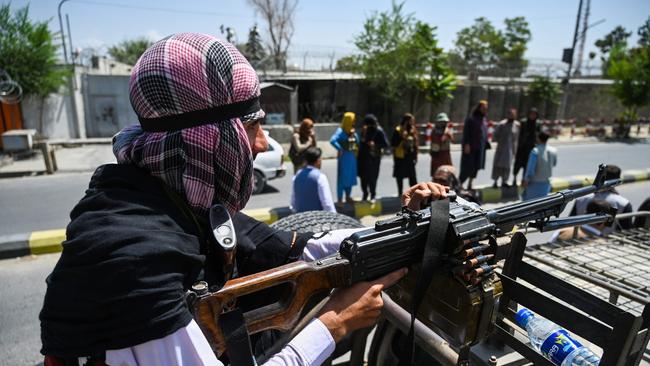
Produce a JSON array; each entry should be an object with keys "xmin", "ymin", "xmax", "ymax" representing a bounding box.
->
[{"xmin": 522, "ymin": 130, "xmax": 557, "ymax": 200}]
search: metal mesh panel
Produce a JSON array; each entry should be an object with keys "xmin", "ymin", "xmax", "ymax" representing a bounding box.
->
[{"xmin": 522, "ymin": 228, "xmax": 650, "ymax": 361}]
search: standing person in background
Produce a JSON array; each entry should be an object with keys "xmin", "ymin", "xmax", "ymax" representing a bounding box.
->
[
  {"xmin": 330, "ymin": 112, "xmax": 359, "ymax": 204},
  {"xmin": 429, "ymin": 112, "xmax": 454, "ymax": 179},
  {"xmin": 513, "ymin": 108, "xmax": 540, "ymax": 186},
  {"xmin": 491, "ymin": 108, "xmax": 520, "ymax": 188},
  {"xmin": 289, "ymin": 118, "xmax": 317, "ymax": 174},
  {"xmin": 392, "ymin": 113, "xmax": 419, "ymax": 196},
  {"xmin": 459, "ymin": 101, "xmax": 489, "ymax": 190},
  {"xmin": 522, "ymin": 130, "xmax": 557, "ymax": 200},
  {"xmin": 357, "ymin": 114, "xmax": 388, "ymax": 201},
  {"xmin": 291, "ymin": 147, "xmax": 336, "ymax": 213}
]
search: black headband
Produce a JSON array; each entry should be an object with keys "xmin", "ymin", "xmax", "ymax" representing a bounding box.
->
[{"xmin": 138, "ymin": 97, "xmax": 261, "ymax": 132}]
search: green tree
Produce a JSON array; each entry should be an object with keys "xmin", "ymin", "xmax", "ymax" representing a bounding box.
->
[
  {"xmin": 354, "ymin": 1, "xmax": 455, "ymax": 116},
  {"xmin": 449, "ymin": 16, "xmax": 530, "ymax": 77},
  {"xmin": 450, "ymin": 17, "xmax": 501, "ymax": 74},
  {"xmin": 244, "ymin": 24, "xmax": 267, "ymax": 68},
  {"xmin": 354, "ymin": 1, "xmax": 413, "ymax": 104},
  {"xmin": 607, "ymin": 45, "xmax": 650, "ymax": 136},
  {"xmin": 407, "ymin": 22, "xmax": 456, "ymax": 108},
  {"xmin": 334, "ymin": 55, "xmax": 360, "ymax": 72},
  {"xmin": 638, "ymin": 16, "xmax": 650, "ymax": 47},
  {"xmin": 595, "ymin": 26, "xmax": 632, "ymax": 75},
  {"xmin": 527, "ymin": 76, "xmax": 560, "ymax": 117},
  {"xmin": 0, "ymin": 4, "xmax": 68, "ymax": 98},
  {"xmin": 108, "ymin": 37, "xmax": 152, "ymax": 66},
  {"xmin": 499, "ymin": 17, "xmax": 531, "ymax": 77}
]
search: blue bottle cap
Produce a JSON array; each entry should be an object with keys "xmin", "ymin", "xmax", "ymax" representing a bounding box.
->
[{"xmin": 515, "ymin": 308, "xmax": 534, "ymax": 328}]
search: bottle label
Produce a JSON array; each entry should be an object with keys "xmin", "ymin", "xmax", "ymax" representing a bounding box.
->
[{"xmin": 540, "ymin": 330, "xmax": 583, "ymax": 364}]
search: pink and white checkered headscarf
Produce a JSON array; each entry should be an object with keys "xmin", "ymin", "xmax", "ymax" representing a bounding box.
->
[{"xmin": 112, "ymin": 33, "xmax": 264, "ymax": 215}]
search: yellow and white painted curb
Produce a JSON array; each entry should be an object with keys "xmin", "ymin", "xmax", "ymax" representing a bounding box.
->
[{"xmin": 1, "ymin": 168, "xmax": 648, "ymax": 259}]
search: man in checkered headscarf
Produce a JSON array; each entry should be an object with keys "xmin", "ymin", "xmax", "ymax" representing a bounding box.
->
[
  {"xmin": 41, "ymin": 33, "xmax": 414, "ymax": 366},
  {"xmin": 113, "ymin": 32, "xmax": 265, "ymax": 214}
]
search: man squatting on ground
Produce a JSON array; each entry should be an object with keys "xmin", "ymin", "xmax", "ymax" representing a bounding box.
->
[
  {"xmin": 39, "ymin": 33, "xmax": 449, "ymax": 366},
  {"xmin": 291, "ymin": 147, "xmax": 336, "ymax": 213},
  {"xmin": 570, "ymin": 164, "xmax": 633, "ymax": 233}
]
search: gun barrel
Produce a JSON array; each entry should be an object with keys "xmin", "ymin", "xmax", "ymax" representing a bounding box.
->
[{"xmin": 485, "ymin": 178, "xmax": 621, "ymax": 230}]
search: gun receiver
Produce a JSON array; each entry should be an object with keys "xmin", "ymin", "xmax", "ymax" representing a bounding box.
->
[{"xmin": 193, "ymin": 164, "xmax": 621, "ymax": 356}]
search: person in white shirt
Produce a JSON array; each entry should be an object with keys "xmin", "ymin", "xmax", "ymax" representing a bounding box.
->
[
  {"xmin": 550, "ymin": 199, "xmax": 611, "ymax": 242},
  {"xmin": 291, "ymin": 147, "xmax": 336, "ymax": 213},
  {"xmin": 570, "ymin": 164, "xmax": 633, "ymax": 233}
]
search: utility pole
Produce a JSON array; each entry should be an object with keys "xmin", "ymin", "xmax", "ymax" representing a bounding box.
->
[
  {"xmin": 57, "ymin": 0, "xmax": 70, "ymax": 64},
  {"xmin": 58, "ymin": 0, "xmax": 82, "ymax": 138},
  {"xmin": 558, "ymin": 0, "xmax": 584, "ymax": 120},
  {"xmin": 573, "ymin": 0, "xmax": 591, "ymax": 76}
]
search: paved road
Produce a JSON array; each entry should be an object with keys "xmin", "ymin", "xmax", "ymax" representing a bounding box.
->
[
  {"xmin": 2, "ymin": 180, "xmax": 649, "ymax": 366},
  {"xmin": 0, "ymin": 142, "xmax": 649, "ymax": 236},
  {"xmin": 256, "ymin": 141, "xmax": 650, "ymax": 208},
  {"xmin": 0, "ymin": 253, "xmax": 55, "ymax": 366}
]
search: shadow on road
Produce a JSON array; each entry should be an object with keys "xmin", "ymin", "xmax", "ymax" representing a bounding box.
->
[{"xmin": 253, "ymin": 184, "xmax": 280, "ymax": 195}]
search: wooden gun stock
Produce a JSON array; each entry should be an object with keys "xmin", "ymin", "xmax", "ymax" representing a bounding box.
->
[{"xmin": 193, "ymin": 254, "xmax": 350, "ymax": 356}]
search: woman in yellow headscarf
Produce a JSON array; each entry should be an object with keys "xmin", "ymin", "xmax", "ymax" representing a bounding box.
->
[{"xmin": 329, "ymin": 112, "xmax": 359, "ymax": 204}]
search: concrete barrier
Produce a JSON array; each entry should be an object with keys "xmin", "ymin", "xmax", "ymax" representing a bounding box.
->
[{"xmin": 1, "ymin": 168, "xmax": 648, "ymax": 259}]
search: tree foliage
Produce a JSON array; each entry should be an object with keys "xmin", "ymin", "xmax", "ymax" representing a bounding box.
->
[
  {"xmin": 108, "ymin": 37, "xmax": 152, "ymax": 66},
  {"xmin": 637, "ymin": 16, "xmax": 650, "ymax": 48},
  {"xmin": 354, "ymin": 1, "xmax": 455, "ymax": 108},
  {"xmin": 244, "ymin": 24, "xmax": 267, "ymax": 67},
  {"xmin": 595, "ymin": 26, "xmax": 632, "ymax": 55},
  {"xmin": 607, "ymin": 45, "xmax": 650, "ymax": 121},
  {"xmin": 527, "ymin": 75, "xmax": 560, "ymax": 115},
  {"xmin": 334, "ymin": 55, "xmax": 360, "ymax": 72},
  {"xmin": 0, "ymin": 4, "xmax": 68, "ymax": 98},
  {"xmin": 594, "ymin": 26, "xmax": 632, "ymax": 75},
  {"xmin": 407, "ymin": 22, "xmax": 456, "ymax": 106},
  {"xmin": 450, "ymin": 16, "xmax": 531, "ymax": 77},
  {"xmin": 500, "ymin": 17, "xmax": 531, "ymax": 76}
]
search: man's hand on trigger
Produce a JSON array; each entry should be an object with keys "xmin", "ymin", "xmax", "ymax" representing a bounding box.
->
[
  {"xmin": 402, "ymin": 182, "xmax": 449, "ymax": 211},
  {"xmin": 317, "ymin": 268, "xmax": 407, "ymax": 343}
]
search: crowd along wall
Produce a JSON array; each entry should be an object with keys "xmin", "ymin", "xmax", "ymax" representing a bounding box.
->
[{"xmin": 265, "ymin": 74, "xmax": 650, "ymax": 130}]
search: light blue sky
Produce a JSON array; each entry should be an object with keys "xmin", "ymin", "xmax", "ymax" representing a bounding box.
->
[{"xmin": 8, "ymin": 0, "xmax": 650, "ymax": 70}]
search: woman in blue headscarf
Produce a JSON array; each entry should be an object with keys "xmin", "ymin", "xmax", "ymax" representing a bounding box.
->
[{"xmin": 330, "ymin": 112, "xmax": 359, "ymax": 204}]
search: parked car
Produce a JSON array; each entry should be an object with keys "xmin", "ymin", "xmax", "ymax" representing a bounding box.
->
[{"xmin": 252, "ymin": 131, "xmax": 286, "ymax": 194}]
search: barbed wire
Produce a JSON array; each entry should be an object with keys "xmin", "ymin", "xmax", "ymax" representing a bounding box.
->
[{"xmin": 284, "ymin": 49, "xmax": 605, "ymax": 77}]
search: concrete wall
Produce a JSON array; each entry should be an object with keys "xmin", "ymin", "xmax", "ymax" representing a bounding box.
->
[
  {"xmin": 32, "ymin": 72, "xmax": 650, "ymax": 141},
  {"xmin": 21, "ymin": 94, "xmax": 75, "ymax": 139},
  {"xmin": 83, "ymin": 74, "xmax": 138, "ymax": 138},
  {"xmin": 21, "ymin": 72, "xmax": 86, "ymax": 140},
  {"xmin": 267, "ymin": 76, "xmax": 650, "ymax": 129}
]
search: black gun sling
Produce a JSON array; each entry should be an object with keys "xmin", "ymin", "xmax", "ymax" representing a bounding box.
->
[
  {"xmin": 219, "ymin": 308, "xmax": 256, "ymax": 366},
  {"xmin": 399, "ymin": 198, "xmax": 449, "ymax": 366}
]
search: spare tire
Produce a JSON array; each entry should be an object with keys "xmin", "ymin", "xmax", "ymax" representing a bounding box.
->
[{"xmin": 270, "ymin": 210, "xmax": 363, "ymax": 232}]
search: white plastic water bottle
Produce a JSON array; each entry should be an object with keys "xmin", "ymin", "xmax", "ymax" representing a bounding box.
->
[{"xmin": 515, "ymin": 308, "xmax": 600, "ymax": 365}]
